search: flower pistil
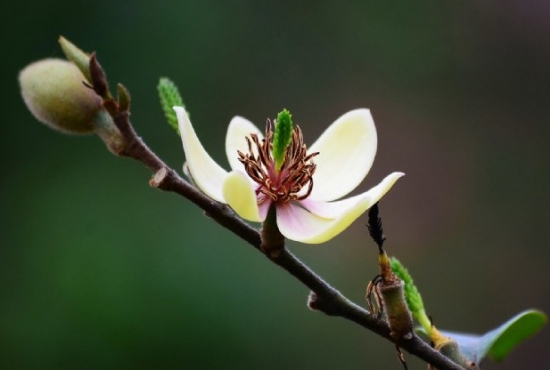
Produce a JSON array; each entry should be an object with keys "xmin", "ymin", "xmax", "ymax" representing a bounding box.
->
[{"xmin": 238, "ymin": 119, "xmax": 319, "ymax": 205}]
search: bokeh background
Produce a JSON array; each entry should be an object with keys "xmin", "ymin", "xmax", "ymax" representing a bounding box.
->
[{"xmin": 2, "ymin": 1, "xmax": 549, "ymax": 369}]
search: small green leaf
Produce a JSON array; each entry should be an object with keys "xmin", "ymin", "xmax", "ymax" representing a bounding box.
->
[
  {"xmin": 117, "ymin": 83, "xmax": 131, "ymax": 112},
  {"xmin": 441, "ymin": 310, "xmax": 547, "ymax": 363},
  {"xmin": 273, "ymin": 109, "xmax": 293, "ymax": 171},
  {"xmin": 59, "ymin": 36, "xmax": 92, "ymax": 83},
  {"xmin": 390, "ymin": 257, "xmax": 431, "ymax": 333},
  {"xmin": 158, "ymin": 77, "xmax": 184, "ymax": 134}
]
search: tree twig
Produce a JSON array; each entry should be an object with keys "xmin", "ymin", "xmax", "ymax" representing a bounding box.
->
[
  {"xmin": 114, "ymin": 118, "xmax": 465, "ymax": 370},
  {"xmin": 90, "ymin": 58, "xmax": 465, "ymax": 370}
]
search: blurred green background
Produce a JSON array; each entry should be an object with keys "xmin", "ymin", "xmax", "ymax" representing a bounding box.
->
[{"xmin": 2, "ymin": 1, "xmax": 549, "ymax": 369}]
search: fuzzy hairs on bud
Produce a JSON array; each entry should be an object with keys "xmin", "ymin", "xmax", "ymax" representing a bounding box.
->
[{"xmin": 19, "ymin": 58, "xmax": 102, "ymax": 135}]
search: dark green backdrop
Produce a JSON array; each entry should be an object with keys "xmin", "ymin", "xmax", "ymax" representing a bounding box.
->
[{"xmin": 2, "ymin": 1, "xmax": 549, "ymax": 369}]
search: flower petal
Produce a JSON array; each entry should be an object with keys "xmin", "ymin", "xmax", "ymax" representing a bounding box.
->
[
  {"xmin": 307, "ymin": 109, "xmax": 378, "ymax": 202},
  {"xmin": 222, "ymin": 171, "xmax": 270, "ymax": 222},
  {"xmin": 174, "ymin": 106, "xmax": 227, "ymax": 203},
  {"xmin": 276, "ymin": 199, "xmax": 370, "ymax": 244},
  {"xmin": 300, "ymin": 172, "xmax": 405, "ymax": 219},
  {"xmin": 225, "ymin": 116, "xmax": 264, "ymax": 171}
]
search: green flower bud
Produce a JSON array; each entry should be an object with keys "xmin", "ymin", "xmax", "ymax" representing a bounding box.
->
[{"xmin": 19, "ymin": 58, "xmax": 102, "ymax": 135}]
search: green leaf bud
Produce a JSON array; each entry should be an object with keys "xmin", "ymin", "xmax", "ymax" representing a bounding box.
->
[
  {"xmin": 117, "ymin": 83, "xmax": 131, "ymax": 112},
  {"xmin": 19, "ymin": 58, "xmax": 102, "ymax": 135},
  {"xmin": 273, "ymin": 109, "xmax": 293, "ymax": 171},
  {"xmin": 390, "ymin": 257, "xmax": 432, "ymax": 334},
  {"xmin": 59, "ymin": 36, "xmax": 92, "ymax": 84},
  {"xmin": 158, "ymin": 77, "xmax": 184, "ymax": 134}
]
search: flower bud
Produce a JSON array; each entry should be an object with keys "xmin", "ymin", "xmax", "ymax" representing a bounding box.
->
[{"xmin": 19, "ymin": 58, "xmax": 101, "ymax": 134}]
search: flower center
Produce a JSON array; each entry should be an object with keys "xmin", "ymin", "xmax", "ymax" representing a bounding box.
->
[{"xmin": 237, "ymin": 119, "xmax": 319, "ymax": 204}]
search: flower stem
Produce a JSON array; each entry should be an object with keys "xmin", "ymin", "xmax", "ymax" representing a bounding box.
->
[{"xmin": 260, "ymin": 205, "xmax": 285, "ymax": 257}]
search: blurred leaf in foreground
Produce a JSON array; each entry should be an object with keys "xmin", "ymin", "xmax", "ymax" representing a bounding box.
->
[{"xmin": 441, "ymin": 310, "xmax": 547, "ymax": 363}]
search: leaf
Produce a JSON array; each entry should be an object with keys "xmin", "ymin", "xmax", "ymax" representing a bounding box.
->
[
  {"xmin": 390, "ymin": 257, "xmax": 428, "ymax": 328},
  {"xmin": 59, "ymin": 36, "xmax": 92, "ymax": 83},
  {"xmin": 441, "ymin": 310, "xmax": 547, "ymax": 363},
  {"xmin": 158, "ymin": 77, "xmax": 184, "ymax": 134}
]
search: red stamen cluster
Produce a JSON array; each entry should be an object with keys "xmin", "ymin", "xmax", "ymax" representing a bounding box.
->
[{"xmin": 237, "ymin": 120, "xmax": 319, "ymax": 204}]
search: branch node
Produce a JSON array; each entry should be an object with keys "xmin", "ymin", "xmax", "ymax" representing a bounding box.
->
[
  {"xmin": 306, "ymin": 290, "xmax": 344, "ymax": 316},
  {"xmin": 150, "ymin": 167, "xmax": 169, "ymax": 188}
]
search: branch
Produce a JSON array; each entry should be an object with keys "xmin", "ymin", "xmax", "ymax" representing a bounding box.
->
[
  {"xmin": 117, "ymin": 118, "xmax": 464, "ymax": 370},
  {"xmin": 90, "ymin": 61, "xmax": 464, "ymax": 370}
]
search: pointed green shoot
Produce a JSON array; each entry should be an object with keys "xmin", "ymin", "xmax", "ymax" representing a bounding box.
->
[
  {"xmin": 59, "ymin": 36, "xmax": 92, "ymax": 83},
  {"xmin": 390, "ymin": 257, "xmax": 432, "ymax": 333},
  {"xmin": 273, "ymin": 109, "xmax": 293, "ymax": 171},
  {"xmin": 440, "ymin": 310, "xmax": 546, "ymax": 363},
  {"xmin": 158, "ymin": 77, "xmax": 184, "ymax": 134}
]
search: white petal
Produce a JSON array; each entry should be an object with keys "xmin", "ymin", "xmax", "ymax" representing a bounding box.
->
[
  {"xmin": 174, "ymin": 106, "xmax": 227, "ymax": 203},
  {"xmin": 276, "ymin": 199, "xmax": 369, "ymax": 244},
  {"xmin": 222, "ymin": 171, "xmax": 269, "ymax": 222},
  {"xmin": 225, "ymin": 116, "xmax": 264, "ymax": 171},
  {"xmin": 300, "ymin": 172, "xmax": 405, "ymax": 219},
  {"xmin": 307, "ymin": 109, "xmax": 378, "ymax": 202}
]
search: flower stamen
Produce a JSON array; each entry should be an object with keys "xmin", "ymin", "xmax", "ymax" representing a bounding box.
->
[{"xmin": 238, "ymin": 119, "xmax": 319, "ymax": 204}]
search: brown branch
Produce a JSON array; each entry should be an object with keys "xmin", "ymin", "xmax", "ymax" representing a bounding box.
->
[
  {"xmin": 88, "ymin": 60, "xmax": 465, "ymax": 370},
  {"xmin": 113, "ymin": 119, "xmax": 465, "ymax": 370}
]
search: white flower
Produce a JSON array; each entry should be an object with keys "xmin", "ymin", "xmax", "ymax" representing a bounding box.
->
[{"xmin": 174, "ymin": 107, "xmax": 403, "ymax": 244}]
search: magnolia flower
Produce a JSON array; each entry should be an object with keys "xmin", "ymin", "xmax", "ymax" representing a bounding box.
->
[{"xmin": 174, "ymin": 107, "xmax": 403, "ymax": 244}]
